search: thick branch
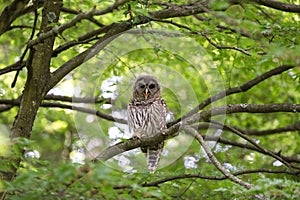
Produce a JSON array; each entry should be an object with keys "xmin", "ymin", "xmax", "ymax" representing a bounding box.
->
[
  {"xmin": 95, "ymin": 123, "xmax": 181, "ymax": 161},
  {"xmin": 173, "ymin": 65, "xmax": 295, "ymax": 124},
  {"xmin": 251, "ymin": 0, "xmax": 300, "ymax": 13},
  {"xmin": 185, "ymin": 103, "xmax": 300, "ymax": 124},
  {"xmin": 0, "ymin": 98, "xmax": 123, "ymax": 123},
  {"xmin": 0, "ymin": 61, "xmax": 26, "ymax": 76},
  {"xmin": 0, "ymin": 0, "xmax": 30, "ymax": 36},
  {"xmin": 44, "ymin": 94, "xmax": 111, "ymax": 104},
  {"xmin": 47, "ymin": 22, "xmax": 131, "ymax": 90}
]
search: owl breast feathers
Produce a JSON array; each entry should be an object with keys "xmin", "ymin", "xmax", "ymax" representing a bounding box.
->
[{"xmin": 128, "ymin": 75, "xmax": 168, "ymax": 173}]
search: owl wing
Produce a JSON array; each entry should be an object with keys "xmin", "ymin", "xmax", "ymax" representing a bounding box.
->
[{"xmin": 127, "ymin": 103, "xmax": 143, "ymax": 138}]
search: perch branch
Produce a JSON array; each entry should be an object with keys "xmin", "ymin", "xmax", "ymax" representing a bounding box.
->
[{"xmin": 94, "ymin": 123, "xmax": 181, "ymax": 161}]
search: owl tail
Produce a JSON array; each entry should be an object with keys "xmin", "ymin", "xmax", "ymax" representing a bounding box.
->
[{"xmin": 146, "ymin": 148, "xmax": 162, "ymax": 173}]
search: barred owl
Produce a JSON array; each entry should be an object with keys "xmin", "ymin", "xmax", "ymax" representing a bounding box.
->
[{"xmin": 128, "ymin": 75, "xmax": 167, "ymax": 173}]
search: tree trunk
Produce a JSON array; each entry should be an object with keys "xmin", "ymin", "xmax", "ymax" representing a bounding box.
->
[{"xmin": 1, "ymin": 0, "xmax": 62, "ymax": 199}]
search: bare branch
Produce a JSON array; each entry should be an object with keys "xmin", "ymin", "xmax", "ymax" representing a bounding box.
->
[
  {"xmin": 243, "ymin": 122, "xmax": 300, "ymax": 136},
  {"xmin": 61, "ymin": 7, "xmax": 104, "ymax": 27},
  {"xmin": 0, "ymin": 0, "xmax": 31, "ymax": 36},
  {"xmin": 94, "ymin": 123, "xmax": 181, "ymax": 161},
  {"xmin": 152, "ymin": 19, "xmax": 251, "ymax": 56},
  {"xmin": 209, "ymin": 120, "xmax": 299, "ymax": 170},
  {"xmin": 0, "ymin": 105, "xmax": 13, "ymax": 112},
  {"xmin": 0, "ymin": 98, "xmax": 123, "ymax": 123},
  {"xmin": 184, "ymin": 126, "xmax": 252, "ymax": 189},
  {"xmin": 113, "ymin": 168, "xmax": 299, "ymax": 189},
  {"xmin": 41, "ymin": 102, "xmax": 126, "ymax": 124},
  {"xmin": 216, "ymin": 24, "xmax": 254, "ymax": 39},
  {"xmin": 0, "ymin": 61, "xmax": 26, "ymax": 76},
  {"xmin": 191, "ymin": 124, "xmax": 300, "ymax": 163},
  {"xmin": 27, "ymin": 10, "xmax": 95, "ymax": 47},
  {"xmin": 251, "ymin": 0, "xmax": 300, "ymax": 13},
  {"xmin": 93, "ymin": 0, "xmax": 131, "ymax": 15},
  {"xmin": 51, "ymin": 24, "xmax": 114, "ymax": 57},
  {"xmin": 44, "ymin": 94, "xmax": 111, "ymax": 104},
  {"xmin": 186, "ymin": 103, "xmax": 300, "ymax": 124},
  {"xmin": 200, "ymin": 33, "xmax": 251, "ymax": 56},
  {"xmin": 172, "ymin": 65, "xmax": 295, "ymax": 124},
  {"xmin": 194, "ymin": 122, "xmax": 300, "ymax": 136},
  {"xmin": 47, "ymin": 22, "xmax": 131, "ymax": 90}
]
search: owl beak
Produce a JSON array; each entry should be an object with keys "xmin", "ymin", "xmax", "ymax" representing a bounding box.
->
[{"xmin": 144, "ymin": 88, "xmax": 149, "ymax": 99}]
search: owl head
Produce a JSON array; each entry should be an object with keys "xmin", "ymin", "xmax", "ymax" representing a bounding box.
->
[{"xmin": 132, "ymin": 75, "xmax": 161, "ymax": 101}]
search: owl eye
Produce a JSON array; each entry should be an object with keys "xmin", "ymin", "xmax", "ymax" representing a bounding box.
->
[
  {"xmin": 139, "ymin": 84, "xmax": 145, "ymax": 89},
  {"xmin": 149, "ymin": 83, "xmax": 156, "ymax": 89}
]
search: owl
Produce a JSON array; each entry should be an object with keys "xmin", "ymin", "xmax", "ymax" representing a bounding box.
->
[{"xmin": 128, "ymin": 75, "xmax": 167, "ymax": 173}]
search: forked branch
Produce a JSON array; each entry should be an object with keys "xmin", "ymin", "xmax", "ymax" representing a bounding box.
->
[{"xmin": 183, "ymin": 125, "xmax": 252, "ymax": 189}]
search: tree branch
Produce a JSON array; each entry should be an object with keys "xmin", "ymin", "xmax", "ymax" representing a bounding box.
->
[
  {"xmin": 0, "ymin": 61, "xmax": 26, "ymax": 76},
  {"xmin": 61, "ymin": 7, "xmax": 104, "ymax": 27},
  {"xmin": 0, "ymin": 0, "xmax": 30, "ymax": 36},
  {"xmin": 183, "ymin": 126, "xmax": 252, "ymax": 189},
  {"xmin": 41, "ymin": 102, "xmax": 126, "ymax": 124},
  {"xmin": 200, "ymin": 33, "xmax": 251, "ymax": 56},
  {"xmin": 173, "ymin": 65, "xmax": 295, "ymax": 124},
  {"xmin": 186, "ymin": 103, "xmax": 300, "ymax": 124},
  {"xmin": 242, "ymin": 122, "xmax": 300, "ymax": 136},
  {"xmin": 194, "ymin": 121, "xmax": 300, "ymax": 136},
  {"xmin": 0, "ymin": 98, "xmax": 123, "ymax": 123},
  {"xmin": 191, "ymin": 124, "xmax": 300, "ymax": 163},
  {"xmin": 209, "ymin": 120, "xmax": 299, "ymax": 170},
  {"xmin": 94, "ymin": 123, "xmax": 181, "ymax": 161},
  {"xmin": 251, "ymin": 0, "xmax": 300, "ymax": 13},
  {"xmin": 44, "ymin": 94, "xmax": 111, "ymax": 104},
  {"xmin": 152, "ymin": 19, "xmax": 252, "ymax": 56},
  {"xmin": 113, "ymin": 168, "xmax": 299, "ymax": 189},
  {"xmin": 47, "ymin": 22, "xmax": 132, "ymax": 90},
  {"xmin": 27, "ymin": 9, "xmax": 96, "ymax": 47}
]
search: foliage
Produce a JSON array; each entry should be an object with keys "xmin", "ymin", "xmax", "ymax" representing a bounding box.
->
[{"xmin": 0, "ymin": 0, "xmax": 300, "ymax": 199}]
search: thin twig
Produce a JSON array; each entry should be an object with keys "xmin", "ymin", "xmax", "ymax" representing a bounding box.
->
[
  {"xmin": 11, "ymin": 6, "xmax": 38, "ymax": 88},
  {"xmin": 113, "ymin": 168, "xmax": 299, "ymax": 189}
]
